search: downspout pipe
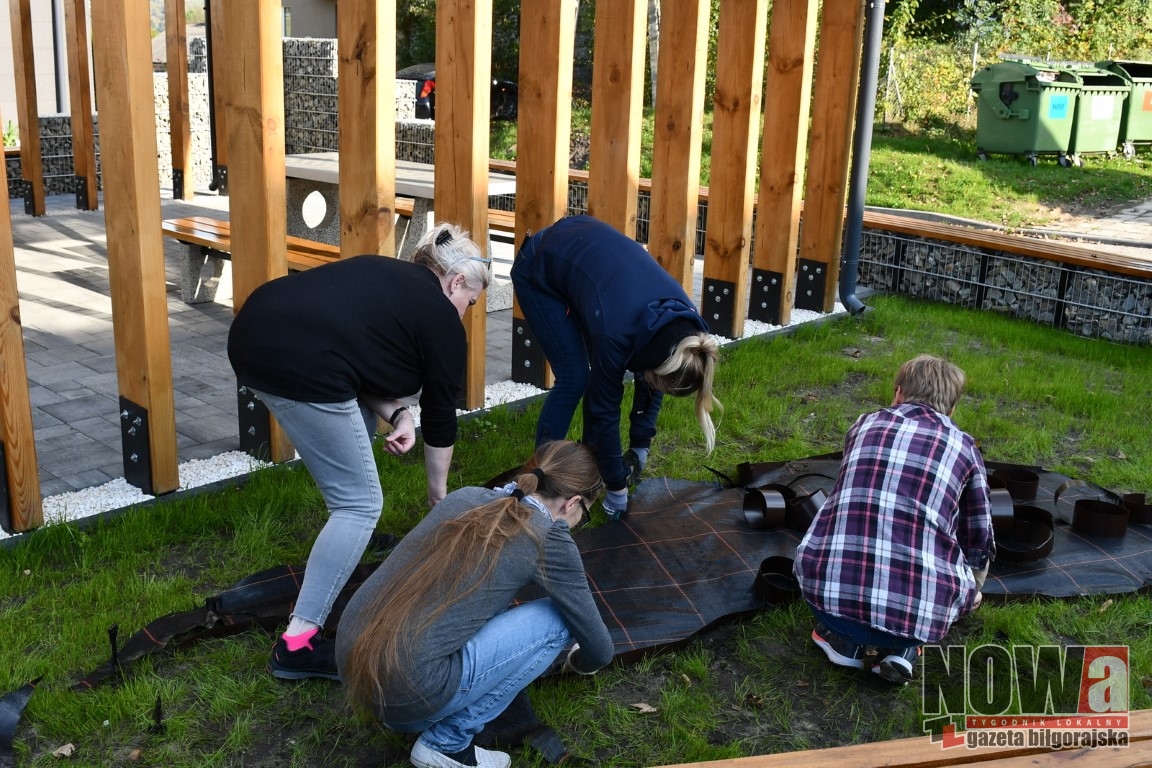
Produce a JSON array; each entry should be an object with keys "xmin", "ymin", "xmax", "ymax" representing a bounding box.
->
[
  {"xmin": 52, "ymin": 0, "xmax": 68, "ymax": 113},
  {"xmin": 839, "ymin": 0, "xmax": 887, "ymax": 316}
]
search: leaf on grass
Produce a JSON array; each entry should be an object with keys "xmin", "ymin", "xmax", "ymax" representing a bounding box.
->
[
  {"xmin": 842, "ymin": 347, "xmax": 863, "ymax": 358},
  {"xmin": 680, "ymin": 673, "xmax": 692, "ymax": 686},
  {"xmin": 52, "ymin": 743, "xmax": 76, "ymax": 758},
  {"xmin": 631, "ymin": 702, "xmax": 658, "ymax": 714},
  {"xmin": 1098, "ymin": 599, "xmax": 1113, "ymax": 613},
  {"xmin": 744, "ymin": 693, "xmax": 764, "ymax": 709}
]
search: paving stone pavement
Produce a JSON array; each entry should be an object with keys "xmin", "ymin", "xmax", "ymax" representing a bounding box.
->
[
  {"xmin": 7, "ymin": 191, "xmax": 1152, "ymax": 503},
  {"xmin": 8, "ymin": 192, "xmax": 517, "ymax": 500}
]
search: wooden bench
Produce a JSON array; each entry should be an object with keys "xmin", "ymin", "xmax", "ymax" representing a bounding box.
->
[
  {"xmin": 653, "ymin": 708, "xmax": 1151, "ymax": 768},
  {"xmin": 161, "ymin": 201, "xmax": 421, "ymax": 304},
  {"xmin": 161, "ymin": 216, "xmax": 343, "ymax": 304}
]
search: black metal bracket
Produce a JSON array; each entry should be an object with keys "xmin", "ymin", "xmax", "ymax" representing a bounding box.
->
[
  {"xmin": 795, "ymin": 259, "xmax": 827, "ymax": 311},
  {"xmin": 701, "ymin": 278, "xmax": 737, "ymax": 338},
  {"xmin": 172, "ymin": 169, "xmax": 185, "ymax": 200},
  {"xmin": 210, "ymin": 164, "xmax": 228, "ymax": 196},
  {"xmin": 19, "ymin": 179, "xmax": 33, "ymax": 216},
  {"xmin": 0, "ymin": 441, "xmax": 11, "ymax": 534},
  {"xmin": 119, "ymin": 397, "xmax": 154, "ymax": 494},
  {"xmin": 237, "ymin": 386, "xmax": 272, "ymax": 461},
  {"xmin": 74, "ymin": 175, "xmax": 89, "ymax": 209},
  {"xmin": 748, "ymin": 268, "xmax": 784, "ymax": 325},
  {"xmin": 511, "ymin": 318, "xmax": 548, "ymax": 389}
]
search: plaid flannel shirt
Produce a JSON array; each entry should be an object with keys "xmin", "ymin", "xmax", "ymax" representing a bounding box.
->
[{"xmin": 794, "ymin": 403, "xmax": 995, "ymax": 643}]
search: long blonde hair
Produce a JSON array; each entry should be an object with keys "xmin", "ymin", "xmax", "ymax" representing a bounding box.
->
[
  {"xmin": 342, "ymin": 440, "xmax": 602, "ymax": 713},
  {"xmin": 649, "ymin": 332, "xmax": 723, "ymax": 452}
]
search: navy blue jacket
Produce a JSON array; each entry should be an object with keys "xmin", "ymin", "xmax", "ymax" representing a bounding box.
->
[{"xmin": 519, "ymin": 216, "xmax": 708, "ymax": 488}]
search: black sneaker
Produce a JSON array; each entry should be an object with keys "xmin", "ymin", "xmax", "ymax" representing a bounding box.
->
[
  {"xmin": 871, "ymin": 645, "xmax": 921, "ymax": 685},
  {"xmin": 811, "ymin": 624, "xmax": 868, "ymax": 670},
  {"xmin": 268, "ymin": 634, "xmax": 341, "ymax": 681}
]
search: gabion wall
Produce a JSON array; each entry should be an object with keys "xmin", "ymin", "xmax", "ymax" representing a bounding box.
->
[{"xmin": 858, "ymin": 230, "xmax": 1152, "ymax": 345}]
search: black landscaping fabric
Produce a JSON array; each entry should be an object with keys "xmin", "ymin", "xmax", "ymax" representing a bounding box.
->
[{"xmin": 569, "ymin": 455, "xmax": 1152, "ymax": 657}]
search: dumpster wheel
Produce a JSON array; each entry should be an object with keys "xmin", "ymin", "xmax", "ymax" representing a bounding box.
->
[
  {"xmin": 1028, "ymin": 154, "xmax": 1039, "ymax": 167},
  {"xmin": 1058, "ymin": 154, "xmax": 1073, "ymax": 168},
  {"xmin": 1123, "ymin": 142, "xmax": 1136, "ymax": 160}
]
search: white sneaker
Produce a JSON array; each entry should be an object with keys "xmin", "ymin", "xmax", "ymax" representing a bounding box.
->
[{"xmin": 410, "ymin": 740, "xmax": 511, "ymax": 768}]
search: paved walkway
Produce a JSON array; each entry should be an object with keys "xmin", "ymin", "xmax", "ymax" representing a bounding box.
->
[
  {"xmin": 7, "ymin": 191, "xmax": 1152, "ymax": 506},
  {"xmin": 9, "ymin": 191, "xmax": 518, "ymax": 500}
]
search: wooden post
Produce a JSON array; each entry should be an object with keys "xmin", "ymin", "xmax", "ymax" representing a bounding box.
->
[
  {"xmin": 65, "ymin": 0, "xmax": 98, "ymax": 211},
  {"xmin": 434, "ymin": 0, "xmax": 493, "ymax": 410},
  {"xmin": 90, "ymin": 0, "xmax": 179, "ymax": 496},
  {"xmin": 8, "ymin": 0, "xmax": 45, "ymax": 217},
  {"xmin": 338, "ymin": 0, "xmax": 397, "ymax": 257},
  {"xmin": 509, "ymin": 0, "xmax": 576, "ymax": 390},
  {"xmin": 223, "ymin": 0, "xmax": 293, "ymax": 463},
  {"xmin": 797, "ymin": 0, "xmax": 866, "ymax": 312},
  {"xmin": 165, "ymin": 0, "xmax": 195, "ymax": 200},
  {"xmin": 751, "ymin": 0, "xmax": 818, "ymax": 326},
  {"xmin": 700, "ymin": 0, "xmax": 768, "ymax": 340},
  {"xmin": 647, "ymin": 0, "xmax": 710, "ymax": 291},
  {"xmin": 207, "ymin": 0, "xmax": 229, "ymax": 194},
  {"xmin": 0, "ymin": 110, "xmax": 43, "ymax": 534},
  {"xmin": 586, "ymin": 0, "xmax": 645, "ymax": 237}
]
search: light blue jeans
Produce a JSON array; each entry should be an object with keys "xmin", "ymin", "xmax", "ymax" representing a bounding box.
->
[
  {"xmin": 251, "ymin": 389, "xmax": 382, "ymax": 627},
  {"xmin": 388, "ymin": 599, "xmax": 572, "ymax": 754}
]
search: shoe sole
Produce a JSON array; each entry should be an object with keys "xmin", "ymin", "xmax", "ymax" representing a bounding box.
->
[
  {"xmin": 872, "ymin": 658, "xmax": 913, "ymax": 685},
  {"xmin": 811, "ymin": 629, "xmax": 865, "ymax": 670},
  {"xmin": 268, "ymin": 664, "xmax": 341, "ymax": 682}
]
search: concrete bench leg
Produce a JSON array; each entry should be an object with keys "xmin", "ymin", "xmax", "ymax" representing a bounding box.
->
[{"xmin": 181, "ymin": 246, "xmax": 226, "ymax": 304}]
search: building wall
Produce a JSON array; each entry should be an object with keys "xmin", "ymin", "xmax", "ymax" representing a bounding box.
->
[
  {"xmin": 0, "ymin": 0, "xmax": 66, "ymax": 132},
  {"xmin": 282, "ymin": 0, "xmax": 335, "ymax": 39}
]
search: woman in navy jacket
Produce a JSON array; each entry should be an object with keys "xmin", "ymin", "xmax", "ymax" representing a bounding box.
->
[{"xmin": 511, "ymin": 215, "xmax": 721, "ymax": 519}]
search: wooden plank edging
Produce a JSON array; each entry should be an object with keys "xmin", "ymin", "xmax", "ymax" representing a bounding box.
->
[{"xmin": 651, "ymin": 709, "xmax": 1151, "ymax": 768}]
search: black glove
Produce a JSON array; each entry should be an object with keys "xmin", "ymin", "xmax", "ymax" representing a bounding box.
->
[{"xmin": 623, "ymin": 447, "xmax": 648, "ymax": 486}]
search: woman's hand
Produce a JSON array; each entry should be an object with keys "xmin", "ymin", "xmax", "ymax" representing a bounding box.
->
[{"xmin": 382, "ymin": 412, "xmax": 416, "ymax": 455}]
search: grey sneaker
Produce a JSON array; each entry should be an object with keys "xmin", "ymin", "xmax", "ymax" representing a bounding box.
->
[
  {"xmin": 410, "ymin": 740, "xmax": 510, "ymax": 768},
  {"xmin": 871, "ymin": 645, "xmax": 922, "ymax": 685},
  {"xmin": 811, "ymin": 624, "xmax": 867, "ymax": 670}
]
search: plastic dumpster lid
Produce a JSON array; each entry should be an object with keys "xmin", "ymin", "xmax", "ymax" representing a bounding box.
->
[
  {"xmin": 971, "ymin": 59, "xmax": 1079, "ymax": 86},
  {"xmin": 1096, "ymin": 60, "xmax": 1152, "ymax": 81},
  {"xmin": 1062, "ymin": 65, "xmax": 1129, "ymax": 88}
]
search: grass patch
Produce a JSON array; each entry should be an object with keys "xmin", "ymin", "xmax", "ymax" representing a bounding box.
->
[{"xmin": 3, "ymin": 295, "xmax": 1151, "ymax": 766}]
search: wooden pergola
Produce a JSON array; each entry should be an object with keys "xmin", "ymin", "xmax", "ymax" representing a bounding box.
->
[{"xmin": 1, "ymin": 0, "xmax": 870, "ymax": 533}]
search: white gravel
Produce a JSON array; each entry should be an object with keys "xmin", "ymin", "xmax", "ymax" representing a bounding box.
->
[{"xmin": 2, "ymin": 303, "xmax": 844, "ymax": 541}]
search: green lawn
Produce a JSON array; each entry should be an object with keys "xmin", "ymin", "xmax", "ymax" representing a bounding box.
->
[{"xmin": 3, "ymin": 294, "xmax": 1150, "ymax": 767}]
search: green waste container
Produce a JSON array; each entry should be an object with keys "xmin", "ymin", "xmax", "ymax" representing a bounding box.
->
[
  {"xmin": 1064, "ymin": 65, "xmax": 1129, "ymax": 164},
  {"xmin": 1096, "ymin": 60, "xmax": 1152, "ymax": 158},
  {"xmin": 970, "ymin": 61, "xmax": 1080, "ymax": 166}
]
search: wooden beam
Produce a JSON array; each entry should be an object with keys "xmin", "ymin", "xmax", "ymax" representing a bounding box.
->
[
  {"xmin": 797, "ymin": 0, "xmax": 866, "ymax": 312},
  {"xmin": 65, "ymin": 0, "xmax": 98, "ymax": 210},
  {"xmin": 648, "ymin": 0, "xmax": 710, "ymax": 291},
  {"xmin": 165, "ymin": 0, "xmax": 194, "ymax": 200},
  {"xmin": 700, "ymin": 0, "xmax": 768, "ymax": 339},
  {"xmin": 586, "ymin": 0, "xmax": 645, "ymax": 236},
  {"xmin": 509, "ymin": 0, "xmax": 576, "ymax": 390},
  {"xmin": 338, "ymin": 0, "xmax": 397, "ymax": 257},
  {"xmin": 223, "ymin": 0, "xmax": 293, "ymax": 463},
  {"xmin": 434, "ymin": 0, "xmax": 493, "ymax": 410},
  {"xmin": 207, "ymin": 0, "xmax": 229, "ymax": 193},
  {"xmin": 751, "ymin": 0, "xmax": 818, "ymax": 326},
  {"xmin": 0, "ymin": 109, "xmax": 43, "ymax": 533},
  {"xmin": 90, "ymin": 0, "xmax": 179, "ymax": 496},
  {"xmin": 652, "ymin": 708, "xmax": 1152, "ymax": 768},
  {"xmin": 8, "ymin": 0, "xmax": 45, "ymax": 217}
]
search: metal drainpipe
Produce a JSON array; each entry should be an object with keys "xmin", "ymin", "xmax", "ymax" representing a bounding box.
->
[
  {"xmin": 52, "ymin": 0, "xmax": 68, "ymax": 112},
  {"xmin": 839, "ymin": 0, "xmax": 887, "ymax": 316}
]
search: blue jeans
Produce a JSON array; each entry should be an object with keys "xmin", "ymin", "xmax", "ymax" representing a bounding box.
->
[
  {"xmin": 251, "ymin": 389, "xmax": 382, "ymax": 627},
  {"xmin": 387, "ymin": 599, "xmax": 572, "ymax": 753},
  {"xmin": 511, "ymin": 239, "xmax": 591, "ymax": 447},
  {"xmin": 809, "ymin": 605, "xmax": 921, "ymax": 650}
]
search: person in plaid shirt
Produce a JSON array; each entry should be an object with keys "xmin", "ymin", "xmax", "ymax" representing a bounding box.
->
[{"xmin": 794, "ymin": 354, "xmax": 995, "ymax": 684}]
